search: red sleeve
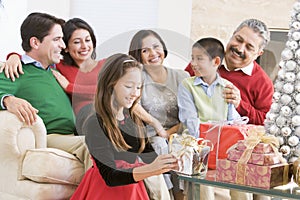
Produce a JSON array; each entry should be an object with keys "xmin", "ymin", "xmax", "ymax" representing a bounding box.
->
[
  {"xmin": 236, "ymin": 81, "xmax": 273, "ymax": 125},
  {"xmin": 6, "ymin": 52, "xmax": 21, "ymax": 60},
  {"xmin": 185, "ymin": 62, "xmax": 194, "ymax": 76},
  {"xmin": 57, "ymin": 60, "xmax": 104, "ymax": 96},
  {"xmin": 236, "ymin": 67, "xmax": 274, "ymax": 125},
  {"xmin": 65, "ymin": 83, "xmax": 74, "ymax": 94},
  {"xmin": 70, "ymin": 84, "xmax": 97, "ymax": 95}
]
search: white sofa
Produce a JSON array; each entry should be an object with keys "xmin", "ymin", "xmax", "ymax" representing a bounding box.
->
[{"xmin": 0, "ymin": 111, "xmax": 84, "ymax": 200}]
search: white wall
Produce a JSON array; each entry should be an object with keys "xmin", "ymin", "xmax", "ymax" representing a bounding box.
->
[
  {"xmin": 0, "ymin": 0, "xmax": 70, "ymax": 61},
  {"xmin": 0, "ymin": 0, "xmax": 192, "ymax": 69},
  {"xmin": 0, "ymin": 0, "xmax": 27, "ymax": 60},
  {"xmin": 157, "ymin": 0, "xmax": 193, "ymax": 69},
  {"xmin": 27, "ymin": 0, "xmax": 70, "ymax": 19}
]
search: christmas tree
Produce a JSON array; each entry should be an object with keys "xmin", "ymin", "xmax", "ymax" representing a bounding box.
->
[{"xmin": 265, "ymin": 0, "xmax": 300, "ymax": 163}]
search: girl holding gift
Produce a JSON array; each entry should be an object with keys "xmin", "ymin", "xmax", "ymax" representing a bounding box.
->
[{"xmin": 71, "ymin": 53, "xmax": 178, "ymax": 200}]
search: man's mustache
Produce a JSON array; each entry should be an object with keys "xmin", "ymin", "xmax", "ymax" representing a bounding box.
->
[{"xmin": 230, "ymin": 47, "xmax": 246, "ymax": 59}]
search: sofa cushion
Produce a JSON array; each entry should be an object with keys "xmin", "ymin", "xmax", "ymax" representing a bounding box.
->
[
  {"xmin": 0, "ymin": 192, "xmax": 30, "ymax": 200},
  {"xmin": 21, "ymin": 148, "xmax": 84, "ymax": 185}
]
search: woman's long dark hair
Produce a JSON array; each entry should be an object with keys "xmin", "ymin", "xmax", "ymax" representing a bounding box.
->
[
  {"xmin": 61, "ymin": 18, "xmax": 97, "ymax": 67},
  {"xmin": 128, "ymin": 29, "xmax": 168, "ymax": 63}
]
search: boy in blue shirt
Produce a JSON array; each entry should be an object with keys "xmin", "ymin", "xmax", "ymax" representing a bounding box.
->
[
  {"xmin": 178, "ymin": 37, "xmax": 250, "ymax": 200},
  {"xmin": 178, "ymin": 37, "xmax": 240, "ymax": 138}
]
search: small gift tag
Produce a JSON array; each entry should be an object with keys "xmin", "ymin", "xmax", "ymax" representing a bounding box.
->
[{"xmin": 169, "ymin": 133, "xmax": 211, "ymax": 176}]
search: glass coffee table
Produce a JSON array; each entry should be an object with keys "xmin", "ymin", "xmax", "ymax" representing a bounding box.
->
[{"xmin": 178, "ymin": 170, "xmax": 300, "ymax": 199}]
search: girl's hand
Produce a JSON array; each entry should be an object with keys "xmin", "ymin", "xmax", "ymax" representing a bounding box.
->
[
  {"xmin": 132, "ymin": 154, "xmax": 178, "ymax": 181},
  {"xmin": 149, "ymin": 154, "xmax": 178, "ymax": 175}
]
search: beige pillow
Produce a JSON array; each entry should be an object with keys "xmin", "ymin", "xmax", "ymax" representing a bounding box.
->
[{"xmin": 22, "ymin": 148, "xmax": 84, "ymax": 185}]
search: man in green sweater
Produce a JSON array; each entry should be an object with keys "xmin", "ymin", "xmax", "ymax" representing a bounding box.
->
[{"xmin": 0, "ymin": 12, "xmax": 91, "ymax": 171}]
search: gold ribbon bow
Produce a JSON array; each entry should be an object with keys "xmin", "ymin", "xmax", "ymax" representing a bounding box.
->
[
  {"xmin": 169, "ymin": 133, "xmax": 212, "ymax": 174},
  {"xmin": 169, "ymin": 133, "xmax": 212, "ymax": 156},
  {"xmin": 236, "ymin": 127, "xmax": 287, "ymax": 185}
]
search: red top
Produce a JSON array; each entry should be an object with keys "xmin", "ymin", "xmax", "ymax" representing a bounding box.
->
[
  {"xmin": 185, "ymin": 62, "xmax": 274, "ymax": 125},
  {"xmin": 57, "ymin": 59, "xmax": 106, "ymax": 114}
]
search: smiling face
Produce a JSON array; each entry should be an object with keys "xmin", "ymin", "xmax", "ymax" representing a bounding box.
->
[
  {"xmin": 35, "ymin": 24, "xmax": 65, "ymax": 67},
  {"xmin": 140, "ymin": 35, "xmax": 165, "ymax": 66},
  {"xmin": 113, "ymin": 67, "xmax": 142, "ymax": 109},
  {"xmin": 65, "ymin": 29, "xmax": 94, "ymax": 63},
  {"xmin": 225, "ymin": 26, "xmax": 264, "ymax": 70},
  {"xmin": 191, "ymin": 47, "xmax": 219, "ymax": 84}
]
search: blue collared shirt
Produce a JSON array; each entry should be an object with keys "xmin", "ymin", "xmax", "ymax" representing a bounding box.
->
[
  {"xmin": 178, "ymin": 74, "xmax": 240, "ymax": 137},
  {"xmin": 21, "ymin": 54, "xmax": 56, "ymax": 70}
]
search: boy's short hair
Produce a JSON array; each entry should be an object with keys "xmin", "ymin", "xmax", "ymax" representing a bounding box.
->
[{"xmin": 192, "ymin": 37, "xmax": 225, "ymax": 62}]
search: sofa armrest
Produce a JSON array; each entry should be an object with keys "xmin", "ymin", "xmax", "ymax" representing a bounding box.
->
[
  {"xmin": 0, "ymin": 111, "xmax": 47, "ymax": 157},
  {"xmin": 0, "ymin": 111, "xmax": 47, "ymax": 180}
]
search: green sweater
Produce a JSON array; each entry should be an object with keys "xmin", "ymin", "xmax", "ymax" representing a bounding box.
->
[
  {"xmin": 0, "ymin": 63, "xmax": 75, "ymax": 134},
  {"xmin": 181, "ymin": 76, "xmax": 229, "ymax": 122}
]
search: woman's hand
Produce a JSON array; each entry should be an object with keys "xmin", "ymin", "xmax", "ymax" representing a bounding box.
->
[
  {"xmin": 51, "ymin": 69, "xmax": 69, "ymax": 90},
  {"xmin": 152, "ymin": 118, "xmax": 168, "ymax": 138},
  {"xmin": 223, "ymin": 84, "xmax": 241, "ymax": 108},
  {"xmin": 0, "ymin": 54, "xmax": 23, "ymax": 81}
]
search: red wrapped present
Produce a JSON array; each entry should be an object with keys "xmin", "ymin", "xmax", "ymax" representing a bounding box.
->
[
  {"xmin": 199, "ymin": 121, "xmax": 262, "ymax": 169},
  {"xmin": 216, "ymin": 159, "xmax": 290, "ymax": 189}
]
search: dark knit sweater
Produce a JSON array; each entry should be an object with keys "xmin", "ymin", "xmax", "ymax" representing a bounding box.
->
[{"xmin": 0, "ymin": 63, "xmax": 75, "ymax": 134}]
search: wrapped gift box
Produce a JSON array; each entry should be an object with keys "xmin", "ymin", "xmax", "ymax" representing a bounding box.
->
[
  {"xmin": 227, "ymin": 148, "xmax": 281, "ymax": 165},
  {"xmin": 236, "ymin": 140, "xmax": 273, "ymax": 154},
  {"xmin": 199, "ymin": 123, "xmax": 262, "ymax": 169},
  {"xmin": 216, "ymin": 159, "xmax": 290, "ymax": 189},
  {"xmin": 169, "ymin": 133, "xmax": 211, "ymax": 176},
  {"xmin": 292, "ymin": 157, "xmax": 300, "ymax": 186}
]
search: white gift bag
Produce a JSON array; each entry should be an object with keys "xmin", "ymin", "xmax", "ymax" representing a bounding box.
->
[{"xmin": 169, "ymin": 133, "xmax": 212, "ymax": 176}]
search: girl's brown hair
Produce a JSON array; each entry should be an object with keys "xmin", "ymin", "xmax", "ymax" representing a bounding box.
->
[{"xmin": 95, "ymin": 53, "xmax": 145, "ymax": 152}]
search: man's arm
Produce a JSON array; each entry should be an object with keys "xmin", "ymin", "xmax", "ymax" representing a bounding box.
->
[
  {"xmin": 0, "ymin": 71, "xmax": 38, "ymax": 125},
  {"xmin": 236, "ymin": 80, "xmax": 273, "ymax": 125},
  {"xmin": 3, "ymin": 96, "xmax": 38, "ymax": 125}
]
